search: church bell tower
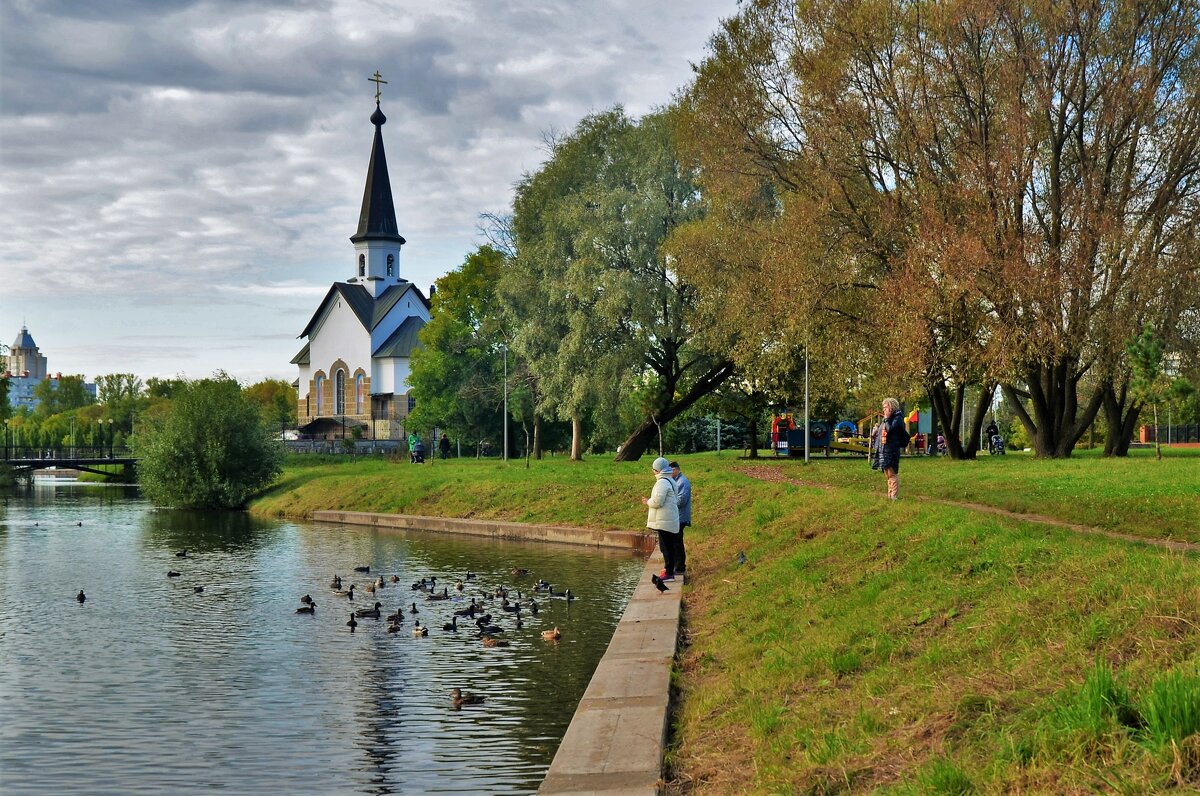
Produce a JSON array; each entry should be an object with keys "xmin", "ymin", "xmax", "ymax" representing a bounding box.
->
[{"xmin": 349, "ymin": 72, "xmax": 406, "ymax": 298}]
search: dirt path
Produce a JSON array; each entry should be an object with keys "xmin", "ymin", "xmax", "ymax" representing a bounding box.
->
[{"xmin": 734, "ymin": 464, "xmax": 1200, "ymax": 554}]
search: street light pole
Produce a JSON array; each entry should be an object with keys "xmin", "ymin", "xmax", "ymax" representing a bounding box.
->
[{"xmin": 502, "ymin": 342, "xmax": 508, "ymax": 463}]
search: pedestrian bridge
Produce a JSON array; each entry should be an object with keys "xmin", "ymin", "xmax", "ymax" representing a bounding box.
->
[{"xmin": 1, "ymin": 446, "xmax": 137, "ymax": 478}]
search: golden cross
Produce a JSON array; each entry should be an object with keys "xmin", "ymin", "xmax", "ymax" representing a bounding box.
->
[{"xmin": 368, "ymin": 70, "xmax": 388, "ymax": 103}]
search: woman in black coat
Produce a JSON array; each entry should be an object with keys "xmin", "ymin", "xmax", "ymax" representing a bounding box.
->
[{"xmin": 876, "ymin": 397, "xmax": 906, "ymax": 500}]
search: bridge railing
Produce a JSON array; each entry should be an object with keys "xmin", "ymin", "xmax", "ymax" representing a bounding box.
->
[{"xmin": 1, "ymin": 445, "xmax": 134, "ymax": 462}]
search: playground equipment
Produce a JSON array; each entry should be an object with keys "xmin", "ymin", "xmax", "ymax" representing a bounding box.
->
[{"xmin": 772, "ymin": 413, "xmax": 873, "ymax": 457}]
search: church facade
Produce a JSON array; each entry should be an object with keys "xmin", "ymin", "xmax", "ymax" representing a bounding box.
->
[{"xmin": 293, "ymin": 99, "xmax": 430, "ymax": 441}]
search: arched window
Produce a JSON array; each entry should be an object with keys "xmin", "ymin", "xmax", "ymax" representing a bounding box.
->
[
  {"xmin": 358, "ymin": 254, "xmax": 365, "ymax": 276},
  {"xmin": 314, "ymin": 375, "xmax": 325, "ymax": 415},
  {"xmin": 355, "ymin": 374, "xmax": 364, "ymax": 414},
  {"xmin": 386, "ymin": 254, "xmax": 394, "ymax": 276},
  {"xmin": 335, "ymin": 370, "xmax": 346, "ymax": 415}
]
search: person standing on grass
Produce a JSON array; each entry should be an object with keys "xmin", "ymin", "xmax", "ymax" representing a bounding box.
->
[
  {"xmin": 670, "ymin": 460, "xmax": 690, "ymax": 576},
  {"xmin": 876, "ymin": 397, "xmax": 906, "ymax": 500},
  {"xmin": 643, "ymin": 457, "xmax": 681, "ymax": 581}
]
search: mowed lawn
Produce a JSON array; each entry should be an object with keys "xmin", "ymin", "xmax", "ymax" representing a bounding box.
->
[{"xmin": 251, "ymin": 447, "xmax": 1200, "ymax": 793}]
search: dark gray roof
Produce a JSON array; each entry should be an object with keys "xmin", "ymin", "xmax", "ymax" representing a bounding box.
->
[
  {"xmin": 298, "ymin": 281, "xmax": 430, "ymax": 339},
  {"xmin": 350, "ymin": 103, "xmax": 406, "ymax": 246},
  {"xmin": 290, "ymin": 342, "xmax": 310, "ymax": 365},
  {"xmin": 372, "ymin": 316, "xmax": 425, "ymax": 358},
  {"xmin": 11, "ymin": 326, "xmax": 36, "ymax": 350}
]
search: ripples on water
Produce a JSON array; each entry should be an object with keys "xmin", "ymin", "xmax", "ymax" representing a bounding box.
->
[{"xmin": 0, "ymin": 482, "xmax": 644, "ymax": 795}]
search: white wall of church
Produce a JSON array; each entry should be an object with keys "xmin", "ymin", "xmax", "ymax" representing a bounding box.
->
[
  {"xmin": 371, "ymin": 357, "xmax": 413, "ymax": 395},
  {"xmin": 309, "ymin": 300, "xmax": 371, "ymax": 380},
  {"xmin": 297, "ymin": 363, "xmax": 311, "ymax": 399}
]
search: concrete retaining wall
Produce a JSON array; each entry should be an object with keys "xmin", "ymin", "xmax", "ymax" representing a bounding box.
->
[{"xmin": 312, "ymin": 511, "xmax": 657, "ymax": 554}]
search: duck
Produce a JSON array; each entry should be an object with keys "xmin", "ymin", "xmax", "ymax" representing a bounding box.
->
[
  {"xmin": 500, "ymin": 599, "xmax": 519, "ymax": 613},
  {"xmin": 389, "ymin": 574, "xmax": 399, "ymax": 583},
  {"xmin": 167, "ymin": 570, "xmax": 182, "ymax": 578},
  {"xmin": 375, "ymin": 576, "xmax": 385, "ymax": 589},
  {"xmin": 353, "ymin": 565, "xmax": 370, "ymax": 573},
  {"xmin": 450, "ymin": 687, "xmax": 484, "ymax": 706},
  {"xmin": 76, "ymin": 590, "xmax": 86, "ymax": 603},
  {"xmin": 511, "ymin": 567, "xmax": 530, "ymax": 577},
  {"xmin": 514, "ymin": 609, "xmax": 524, "ymax": 629},
  {"xmin": 473, "ymin": 613, "xmax": 493, "ymax": 626},
  {"xmin": 333, "ymin": 584, "xmax": 356, "ymax": 600},
  {"xmin": 346, "ymin": 613, "xmax": 358, "ymax": 630},
  {"xmin": 550, "ymin": 588, "xmax": 575, "ymax": 601},
  {"xmin": 482, "ymin": 637, "xmax": 510, "ymax": 648},
  {"xmin": 355, "ymin": 601, "xmax": 383, "ymax": 619},
  {"xmin": 365, "ymin": 582, "xmax": 376, "ymax": 595},
  {"xmin": 412, "ymin": 621, "xmax": 428, "ymax": 637},
  {"xmin": 408, "ymin": 602, "xmax": 419, "ymax": 614},
  {"xmin": 534, "ymin": 580, "xmax": 552, "ymax": 592},
  {"xmin": 465, "ymin": 571, "xmax": 476, "ymax": 581},
  {"xmin": 528, "ymin": 599, "xmax": 539, "ymax": 615},
  {"xmin": 386, "ymin": 622, "xmax": 402, "ymax": 633},
  {"xmin": 476, "ymin": 623, "xmax": 503, "ymax": 636},
  {"xmin": 454, "ymin": 580, "xmax": 464, "ymax": 592},
  {"xmin": 295, "ymin": 602, "xmax": 316, "ymax": 615},
  {"xmin": 193, "ymin": 586, "xmax": 205, "ymax": 594},
  {"xmin": 453, "ymin": 600, "xmax": 478, "ymax": 618},
  {"xmin": 442, "ymin": 616, "xmax": 459, "ymax": 632},
  {"xmin": 329, "ymin": 575, "xmax": 343, "ymax": 589},
  {"xmin": 541, "ymin": 627, "xmax": 562, "ymax": 641},
  {"xmin": 385, "ymin": 607, "xmax": 404, "ymax": 623},
  {"xmin": 426, "ymin": 587, "xmax": 450, "ymax": 602},
  {"xmin": 175, "ymin": 549, "xmax": 188, "ymax": 558},
  {"xmin": 300, "ymin": 594, "xmax": 313, "ymax": 605}
]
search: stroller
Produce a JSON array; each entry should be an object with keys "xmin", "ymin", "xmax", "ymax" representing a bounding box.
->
[{"xmin": 989, "ymin": 434, "xmax": 1006, "ymax": 455}]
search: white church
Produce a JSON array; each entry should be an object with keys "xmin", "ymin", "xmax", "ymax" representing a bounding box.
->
[{"xmin": 292, "ymin": 96, "xmax": 431, "ymax": 441}]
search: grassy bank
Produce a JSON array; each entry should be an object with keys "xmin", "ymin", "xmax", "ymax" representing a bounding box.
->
[{"xmin": 250, "ymin": 449, "xmax": 1200, "ymax": 793}]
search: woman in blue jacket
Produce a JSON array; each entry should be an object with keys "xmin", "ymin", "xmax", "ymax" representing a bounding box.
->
[{"xmin": 876, "ymin": 397, "xmax": 906, "ymax": 500}]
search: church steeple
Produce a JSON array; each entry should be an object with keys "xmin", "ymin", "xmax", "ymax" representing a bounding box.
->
[{"xmin": 349, "ymin": 73, "xmax": 406, "ymax": 298}]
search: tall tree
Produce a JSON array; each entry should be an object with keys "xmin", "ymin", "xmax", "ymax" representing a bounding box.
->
[
  {"xmin": 243, "ymin": 378, "xmax": 297, "ymax": 431},
  {"xmin": 503, "ymin": 108, "xmax": 732, "ymax": 461},
  {"xmin": 33, "ymin": 375, "xmax": 95, "ymax": 418}
]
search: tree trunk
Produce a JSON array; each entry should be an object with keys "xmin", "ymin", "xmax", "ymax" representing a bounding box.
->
[
  {"xmin": 614, "ymin": 361, "xmax": 735, "ymax": 461},
  {"xmin": 1002, "ymin": 356, "xmax": 1104, "ymax": 458},
  {"xmin": 1101, "ymin": 380, "xmax": 1140, "ymax": 457},
  {"xmin": 533, "ymin": 415, "xmax": 543, "ymax": 460},
  {"xmin": 927, "ymin": 379, "xmax": 991, "ymax": 459},
  {"xmin": 746, "ymin": 416, "xmax": 759, "ymax": 458},
  {"xmin": 570, "ymin": 413, "xmax": 583, "ymax": 461},
  {"xmin": 1153, "ymin": 403, "xmax": 1161, "ymax": 461}
]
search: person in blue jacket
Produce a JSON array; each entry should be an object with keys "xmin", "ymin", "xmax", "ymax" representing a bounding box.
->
[
  {"xmin": 876, "ymin": 397, "xmax": 907, "ymax": 500},
  {"xmin": 670, "ymin": 461, "xmax": 691, "ymax": 576}
]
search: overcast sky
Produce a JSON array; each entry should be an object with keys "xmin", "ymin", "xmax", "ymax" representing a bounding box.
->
[{"xmin": 0, "ymin": 0, "xmax": 734, "ymax": 384}]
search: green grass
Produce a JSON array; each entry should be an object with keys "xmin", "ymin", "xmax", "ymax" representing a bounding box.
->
[{"xmin": 248, "ymin": 448, "xmax": 1200, "ymax": 793}]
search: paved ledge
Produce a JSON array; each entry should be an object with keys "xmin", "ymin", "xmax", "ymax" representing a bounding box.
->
[
  {"xmin": 313, "ymin": 510, "xmax": 656, "ymax": 553},
  {"xmin": 539, "ymin": 549, "xmax": 682, "ymax": 795}
]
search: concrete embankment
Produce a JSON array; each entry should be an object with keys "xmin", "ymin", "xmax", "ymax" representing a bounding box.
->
[{"xmin": 314, "ymin": 511, "xmax": 681, "ymax": 795}]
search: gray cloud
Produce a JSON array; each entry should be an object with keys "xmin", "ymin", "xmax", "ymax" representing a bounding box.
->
[{"xmin": 1, "ymin": 0, "xmax": 735, "ymax": 380}]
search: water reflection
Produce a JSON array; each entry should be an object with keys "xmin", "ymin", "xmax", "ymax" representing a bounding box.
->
[{"xmin": 0, "ymin": 483, "xmax": 643, "ymax": 795}]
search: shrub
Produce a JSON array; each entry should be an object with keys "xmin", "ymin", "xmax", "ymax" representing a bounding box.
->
[{"xmin": 133, "ymin": 374, "xmax": 283, "ymax": 509}]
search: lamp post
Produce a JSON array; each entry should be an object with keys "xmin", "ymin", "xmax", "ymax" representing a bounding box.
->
[
  {"xmin": 107, "ymin": 418, "xmax": 113, "ymax": 458},
  {"xmin": 502, "ymin": 342, "xmax": 508, "ymax": 463}
]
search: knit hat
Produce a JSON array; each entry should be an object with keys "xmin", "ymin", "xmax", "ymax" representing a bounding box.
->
[{"xmin": 652, "ymin": 457, "xmax": 670, "ymax": 473}]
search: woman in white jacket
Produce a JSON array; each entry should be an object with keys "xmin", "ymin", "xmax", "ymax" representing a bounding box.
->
[{"xmin": 642, "ymin": 457, "xmax": 681, "ymax": 580}]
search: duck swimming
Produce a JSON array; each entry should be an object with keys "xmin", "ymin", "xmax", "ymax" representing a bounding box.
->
[
  {"xmin": 482, "ymin": 637, "xmax": 509, "ymax": 648},
  {"xmin": 193, "ymin": 586, "xmax": 204, "ymax": 594},
  {"xmin": 442, "ymin": 617, "xmax": 459, "ymax": 632},
  {"xmin": 300, "ymin": 594, "xmax": 313, "ymax": 605},
  {"xmin": 450, "ymin": 688, "xmax": 484, "ymax": 706},
  {"xmin": 346, "ymin": 613, "xmax": 358, "ymax": 630},
  {"xmin": 389, "ymin": 574, "xmax": 399, "ymax": 583},
  {"xmin": 408, "ymin": 602, "xmax": 419, "ymax": 614},
  {"xmin": 329, "ymin": 575, "xmax": 343, "ymax": 589},
  {"xmin": 333, "ymin": 584, "xmax": 356, "ymax": 600},
  {"xmin": 353, "ymin": 565, "xmax": 370, "ymax": 573},
  {"xmin": 176, "ymin": 549, "xmax": 188, "ymax": 558},
  {"xmin": 167, "ymin": 571, "xmax": 181, "ymax": 578},
  {"xmin": 412, "ymin": 621, "xmax": 428, "ymax": 637},
  {"xmin": 541, "ymin": 627, "xmax": 562, "ymax": 641},
  {"xmin": 426, "ymin": 587, "xmax": 450, "ymax": 602},
  {"xmin": 355, "ymin": 601, "xmax": 383, "ymax": 619},
  {"xmin": 76, "ymin": 590, "xmax": 86, "ymax": 603},
  {"xmin": 295, "ymin": 602, "xmax": 316, "ymax": 615},
  {"xmin": 386, "ymin": 621, "xmax": 401, "ymax": 633}
]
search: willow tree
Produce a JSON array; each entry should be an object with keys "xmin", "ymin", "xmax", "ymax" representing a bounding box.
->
[
  {"xmin": 680, "ymin": 0, "xmax": 1200, "ymax": 457},
  {"xmin": 502, "ymin": 108, "xmax": 732, "ymax": 461}
]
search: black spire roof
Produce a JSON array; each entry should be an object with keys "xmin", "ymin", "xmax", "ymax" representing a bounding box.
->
[{"xmin": 351, "ymin": 103, "xmax": 406, "ymax": 245}]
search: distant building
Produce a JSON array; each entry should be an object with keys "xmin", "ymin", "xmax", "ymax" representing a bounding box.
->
[
  {"xmin": 292, "ymin": 97, "xmax": 430, "ymax": 441},
  {"xmin": 3, "ymin": 325, "xmax": 96, "ymax": 411}
]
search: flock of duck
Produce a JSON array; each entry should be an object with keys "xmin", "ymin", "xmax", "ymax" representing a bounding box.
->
[
  {"xmin": 310, "ymin": 567, "xmax": 573, "ymax": 705},
  {"xmin": 75, "ymin": 548, "xmax": 577, "ymax": 708}
]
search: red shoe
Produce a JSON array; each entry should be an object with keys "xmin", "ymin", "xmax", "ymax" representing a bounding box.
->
[{"xmin": 659, "ymin": 569, "xmax": 669, "ymax": 579}]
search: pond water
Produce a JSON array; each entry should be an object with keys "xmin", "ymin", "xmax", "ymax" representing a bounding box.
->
[{"xmin": 0, "ymin": 481, "xmax": 644, "ymax": 795}]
